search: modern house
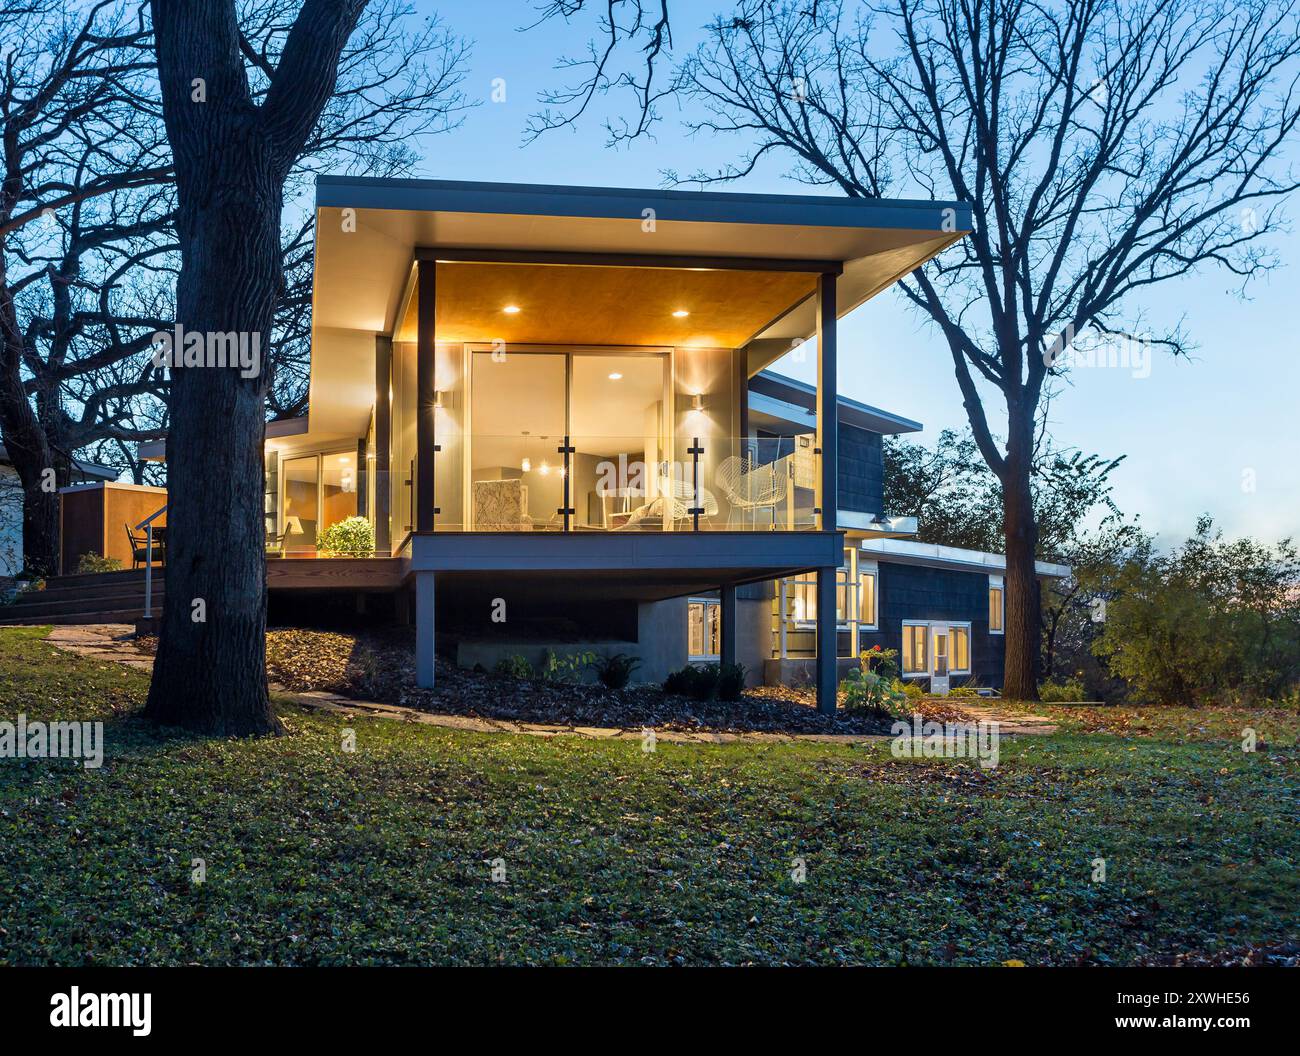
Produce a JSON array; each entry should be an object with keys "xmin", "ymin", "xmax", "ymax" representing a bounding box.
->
[{"xmin": 35, "ymin": 176, "xmax": 1065, "ymax": 707}]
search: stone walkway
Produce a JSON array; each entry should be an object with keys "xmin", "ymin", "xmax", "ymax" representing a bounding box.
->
[{"xmin": 38, "ymin": 623, "xmax": 1058, "ymax": 743}]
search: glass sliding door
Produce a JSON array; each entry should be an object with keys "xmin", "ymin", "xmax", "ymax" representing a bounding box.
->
[
  {"xmin": 469, "ymin": 350, "xmax": 567, "ymax": 530},
  {"xmin": 281, "ymin": 455, "xmax": 320, "ymax": 554},
  {"xmin": 569, "ymin": 352, "xmax": 669, "ymax": 530},
  {"xmin": 279, "ymin": 450, "xmax": 362, "ymax": 555}
]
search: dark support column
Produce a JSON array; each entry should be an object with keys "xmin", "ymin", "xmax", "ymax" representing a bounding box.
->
[
  {"xmin": 719, "ymin": 583, "xmax": 737, "ymax": 668},
  {"xmin": 355, "ymin": 438, "xmax": 367, "ymax": 517},
  {"xmin": 816, "ymin": 270, "xmax": 839, "ymax": 714},
  {"xmin": 416, "ymin": 262, "xmax": 436, "ymax": 533},
  {"xmin": 816, "ymin": 567, "xmax": 838, "ymax": 714},
  {"xmin": 374, "ymin": 335, "xmax": 392, "ymax": 553},
  {"xmin": 415, "ymin": 571, "xmax": 435, "ymax": 688},
  {"xmin": 817, "ymin": 271, "xmax": 838, "ymax": 532}
]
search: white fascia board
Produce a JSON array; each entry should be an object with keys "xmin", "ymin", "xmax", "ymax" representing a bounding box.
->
[{"xmin": 858, "ymin": 536, "xmax": 1070, "ymax": 578}]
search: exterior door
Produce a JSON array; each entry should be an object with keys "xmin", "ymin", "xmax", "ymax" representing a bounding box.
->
[{"xmin": 930, "ymin": 625, "xmax": 951, "ymax": 695}]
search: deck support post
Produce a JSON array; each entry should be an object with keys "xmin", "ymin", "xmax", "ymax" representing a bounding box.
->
[
  {"xmin": 816, "ymin": 268, "xmax": 839, "ymax": 716},
  {"xmin": 416, "ymin": 262, "xmax": 436, "ymax": 533},
  {"xmin": 719, "ymin": 583, "xmax": 737, "ymax": 669},
  {"xmin": 415, "ymin": 571, "xmax": 436, "ymax": 688},
  {"xmin": 816, "ymin": 567, "xmax": 838, "ymax": 714}
]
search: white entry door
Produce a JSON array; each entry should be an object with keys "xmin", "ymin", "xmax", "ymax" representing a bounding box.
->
[{"xmin": 930, "ymin": 625, "xmax": 951, "ymax": 695}]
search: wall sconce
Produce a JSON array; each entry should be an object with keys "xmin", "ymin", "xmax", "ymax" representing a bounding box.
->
[
  {"xmin": 691, "ymin": 393, "xmax": 704, "ymax": 411},
  {"xmin": 434, "ymin": 390, "xmax": 453, "ymax": 410}
]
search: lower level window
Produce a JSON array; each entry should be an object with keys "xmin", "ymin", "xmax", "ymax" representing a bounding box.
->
[
  {"xmin": 902, "ymin": 623, "xmax": 928, "ymax": 675},
  {"xmin": 950, "ymin": 626, "xmax": 971, "ymax": 674},
  {"xmin": 688, "ymin": 599, "xmax": 721, "ymax": 659}
]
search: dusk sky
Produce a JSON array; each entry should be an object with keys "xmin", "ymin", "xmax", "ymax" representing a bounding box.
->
[{"xmin": 392, "ymin": 1, "xmax": 1300, "ymax": 546}]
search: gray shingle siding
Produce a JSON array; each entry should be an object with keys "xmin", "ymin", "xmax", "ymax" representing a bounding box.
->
[{"xmin": 838, "ymin": 423, "xmax": 882, "ymax": 515}]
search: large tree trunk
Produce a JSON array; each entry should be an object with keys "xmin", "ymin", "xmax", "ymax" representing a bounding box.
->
[
  {"xmin": 142, "ymin": 132, "xmax": 280, "ymax": 736},
  {"xmin": 1001, "ymin": 423, "xmax": 1041, "ymax": 701}
]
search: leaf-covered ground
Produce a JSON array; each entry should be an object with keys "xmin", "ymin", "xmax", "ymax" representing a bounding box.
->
[
  {"xmin": 993, "ymin": 699, "xmax": 1300, "ymax": 745},
  {"xmin": 1, "ymin": 626, "xmax": 1296, "ymax": 965}
]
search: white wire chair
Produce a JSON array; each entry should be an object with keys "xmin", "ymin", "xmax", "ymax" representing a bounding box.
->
[{"xmin": 716, "ymin": 454, "xmax": 789, "ymax": 529}]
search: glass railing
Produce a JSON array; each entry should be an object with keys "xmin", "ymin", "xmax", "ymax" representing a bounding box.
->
[{"xmin": 413, "ymin": 434, "xmax": 821, "ymax": 533}]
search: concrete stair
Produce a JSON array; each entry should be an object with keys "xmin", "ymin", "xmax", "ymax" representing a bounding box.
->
[{"xmin": 0, "ymin": 568, "xmax": 164, "ymax": 626}]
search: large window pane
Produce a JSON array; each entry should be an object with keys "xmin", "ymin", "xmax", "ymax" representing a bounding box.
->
[{"xmin": 282, "ymin": 456, "xmax": 319, "ymax": 553}]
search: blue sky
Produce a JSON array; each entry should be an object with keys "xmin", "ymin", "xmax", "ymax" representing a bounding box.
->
[{"xmin": 401, "ymin": 1, "xmax": 1299, "ymax": 545}]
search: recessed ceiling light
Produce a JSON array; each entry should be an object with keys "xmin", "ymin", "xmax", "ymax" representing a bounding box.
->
[
  {"xmin": 672, "ymin": 309, "xmax": 690, "ymax": 318},
  {"xmin": 608, "ymin": 372, "xmax": 623, "ymax": 380},
  {"xmin": 502, "ymin": 304, "xmax": 521, "ymax": 314}
]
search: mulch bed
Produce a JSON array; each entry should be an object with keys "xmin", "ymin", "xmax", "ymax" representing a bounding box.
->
[{"xmin": 134, "ymin": 626, "xmax": 974, "ymax": 736}]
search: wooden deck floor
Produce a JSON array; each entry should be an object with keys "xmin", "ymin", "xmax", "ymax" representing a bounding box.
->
[{"xmin": 266, "ymin": 556, "xmax": 410, "ymax": 592}]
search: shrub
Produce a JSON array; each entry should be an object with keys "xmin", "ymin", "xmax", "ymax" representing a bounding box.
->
[
  {"xmin": 1039, "ymin": 678, "xmax": 1086, "ymax": 702},
  {"xmin": 891, "ymin": 677, "xmax": 925, "ymax": 701},
  {"xmin": 664, "ymin": 663, "xmax": 719, "ymax": 700},
  {"xmin": 493, "ymin": 654, "xmax": 533, "ymax": 679},
  {"xmin": 317, "ymin": 516, "xmax": 375, "ymax": 557},
  {"xmin": 593, "ymin": 652, "xmax": 641, "ymax": 690},
  {"xmin": 541, "ymin": 648, "xmax": 596, "ymax": 684},
  {"xmin": 76, "ymin": 552, "xmax": 123, "ymax": 574},
  {"xmin": 716, "ymin": 662, "xmax": 746, "ymax": 701},
  {"xmin": 841, "ymin": 666, "xmax": 908, "ymax": 716},
  {"xmin": 860, "ymin": 645, "xmax": 900, "ymax": 681}
]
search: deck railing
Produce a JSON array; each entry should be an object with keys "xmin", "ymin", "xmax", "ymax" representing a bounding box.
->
[{"xmin": 135, "ymin": 503, "xmax": 167, "ymax": 618}]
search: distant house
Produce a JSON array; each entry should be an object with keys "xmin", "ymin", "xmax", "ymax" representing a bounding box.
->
[
  {"xmin": 55, "ymin": 176, "xmax": 1065, "ymax": 702},
  {"xmin": 0, "ymin": 446, "xmax": 118, "ymax": 577}
]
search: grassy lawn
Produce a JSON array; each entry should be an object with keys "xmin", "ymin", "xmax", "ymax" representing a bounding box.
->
[{"xmin": 0, "ymin": 626, "xmax": 1296, "ymax": 966}]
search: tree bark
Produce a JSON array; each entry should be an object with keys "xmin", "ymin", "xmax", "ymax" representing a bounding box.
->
[
  {"xmin": 144, "ymin": 0, "xmax": 365, "ymax": 735},
  {"xmin": 1001, "ymin": 417, "xmax": 1041, "ymax": 701}
]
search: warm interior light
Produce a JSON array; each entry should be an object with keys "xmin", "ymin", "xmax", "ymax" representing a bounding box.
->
[
  {"xmin": 691, "ymin": 393, "xmax": 704, "ymax": 410},
  {"xmin": 521, "ymin": 457, "xmax": 531, "ymax": 472},
  {"xmin": 608, "ymin": 372, "xmax": 623, "ymax": 380},
  {"xmin": 672, "ymin": 309, "xmax": 690, "ymax": 318},
  {"xmin": 502, "ymin": 304, "xmax": 521, "ymax": 314},
  {"xmin": 539, "ymin": 461, "xmax": 550, "ymax": 476}
]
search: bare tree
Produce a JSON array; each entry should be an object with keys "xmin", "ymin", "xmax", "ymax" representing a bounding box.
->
[
  {"xmin": 524, "ymin": 0, "xmax": 675, "ymax": 143},
  {"xmin": 0, "ymin": 1, "xmax": 171, "ymax": 575},
  {"xmin": 675, "ymin": 0, "xmax": 1300, "ymax": 698},
  {"xmin": 141, "ymin": 0, "xmax": 468, "ymax": 735}
]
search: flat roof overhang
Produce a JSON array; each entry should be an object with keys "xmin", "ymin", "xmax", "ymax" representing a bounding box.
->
[
  {"xmin": 312, "ymin": 176, "xmax": 971, "ymax": 343},
  {"xmin": 410, "ymin": 530, "xmax": 845, "ymax": 601}
]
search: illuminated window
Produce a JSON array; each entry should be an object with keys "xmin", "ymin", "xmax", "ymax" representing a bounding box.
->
[
  {"xmin": 950, "ymin": 626, "xmax": 971, "ymax": 673},
  {"xmin": 989, "ymin": 578, "xmax": 1004, "ymax": 634},
  {"xmin": 688, "ymin": 599, "xmax": 721, "ymax": 659},
  {"xmin": 902, "ymin": 622, "xmax": 928, "ymax": 675},
  {"xmin": 859, "ymin": 568, "xmax": 877, "ymax": 629}
]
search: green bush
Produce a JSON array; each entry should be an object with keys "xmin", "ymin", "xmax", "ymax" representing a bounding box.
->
[
  {"xmin": 76, "ymin": 551, "xmax": 123, "ymax": 574},
  {"xmin": 891, "ymin": 677, "xmax": 925, "ymax": 701},
  {"xmin": 663, "ymin": 662, "xmax": 746, "ymax": 701},
  {"xmin": 493, "ymin": 654, "xmax": 533, "ymax": 679},
  {"xmin": 317, "ymin": 516, "xmax": 375, "ymax": 557},
  {"xmin": 841, "ymin": 666, "xmax": 908, "ymax": 716},
  {"xmin": 716, "ymin": 662, "xmax": 746, "ymax": 701},
  {"xmin": 541, "ymin": 648, "xmax": 596, "ymax": 684},
  {"xmin": 593, "ymin": 652, "xmax": 641, "ymax": 690},
  {"xmin": 1038, "ymin": 678, "xmax": 1086, "ymax": 702},
  {"xmin": 860, "ymin": 645, "xmax": 900, "ymax": 680}
]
